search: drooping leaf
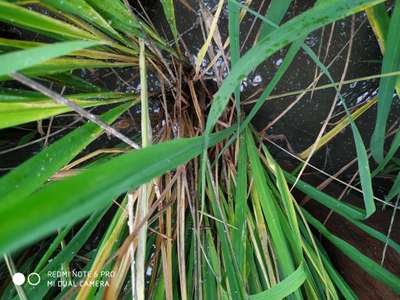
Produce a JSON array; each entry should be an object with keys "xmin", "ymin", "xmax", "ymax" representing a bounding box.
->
[{"xmin": 248, "ymin": 263, "xmax": 307, "ymax": 300}]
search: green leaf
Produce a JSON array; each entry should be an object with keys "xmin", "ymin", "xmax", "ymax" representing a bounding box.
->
[
  {"xmin": 248, "ymin": 263, "xmax": 307, "ymax": 300},
  {"xmin": 24, "ymin": 210, "xmax": 108, "ymax": 299},
  {"xmin": 0, "ymin": 37, "xmax": 42, "ymax": 49},
  {"xmin": 41, "ymin": 0, "xmax": 126, "ymax": 42},
  {"xmin": 0, "ymin": 37, "xmax": 134, "ymax": 61},
  {"xmin": 0, "ymin": 128, "xmax": 233, "ymax": 254},
  {"xmin": 303, "ymin": 209, "xmax": 400, "ymax": 294},
  {"xmin": 371, "ymin": 0, "xmax": 400, "ymax": 162},
  {"xmin": 284, "ymin": 171, "xmax": 400, "ymax": 254},
  {"xmin": 314, "ymin": 241, "xmax": 358, "ymax": 300},
  {"xmin": 33, "ymin": 225, "xmax": 73, "ymax": 273},
  {"xmin": 0, "ymin": 40, "xmax": 100, "ymax": 77},
  {"xmin": 0, "ymin": 102, "xmax": 131, "ymax": 203},
  {"xmin": 366, "ymin": 3, "xmax": 390, "ymax": 51},
  {"xmin": 0, "ymin": 93, "xmax": 131, "ymax": 129},
  {"xmin": 206, "ymin": 171, "xmax": 245, "ymax": 299},
  {"xmin": 372, "ymin": 129, "xmax": 400, "ymax": 176},
  {"xmin": 0, "ymin": 58, "xmax": 133, "ymax": 81},
  {"xmin": 346, "ymin": 217, "xmax": 400, "ymax": 253},
  {"xmin": 160, "ymin": 0, "xmax": 178, "ymax": 41},
  {"xmin": 246, "ymin": 129, "xmax": 297, "ymax": 278},
  {"xmin": 366, "ymin": 3, "xmax": 400, "ymax": 96},
  {"xmin": 387, "ymin": 171, "xmax": 400, "ymax": 202},
  {"xmin": 263, "ymin": 147, "xmax": 303, "ymax": 260},
  {"xmin": 85, "ymin": 0, "xmax": 140, "ymax": 34},
  {"xmin": 233, "ymin": 134, "xmax": 248, "ymax": 275},
  {"xmin": 258, "ymin": 0, "xmax": 292, "ymax": 38},
  {"xmin": 0, "ymin": 1, "xmax": 95, "ymax": 40},
  {"xmin": 85, "ymin": 0, "xmax": 168, "ymax": 49},
  {"xmin": 44, "ymin": 73, "xmax": 104, "ymax": 92},
  {"xmin": 285, "ymin": 172, "xmax": 365, "ymax": 220}
]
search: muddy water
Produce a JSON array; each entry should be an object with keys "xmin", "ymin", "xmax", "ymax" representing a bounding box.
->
[{"xmin": 148, "ymin": 0, "xmax": 397, "ymax": 176}]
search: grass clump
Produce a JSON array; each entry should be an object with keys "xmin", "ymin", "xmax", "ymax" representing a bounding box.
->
[{"xmin": 0, "ymin": 0, "xmax": 399, "ymax": 299}]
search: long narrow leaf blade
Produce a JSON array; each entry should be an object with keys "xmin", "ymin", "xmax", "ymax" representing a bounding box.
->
[
  {"xmin": 0, "ymin": 94, "xmax": 130, "ymax": 129},
  {"xmin": 0, "ymin": 1, "xmax": 95, "ymax": 40},
  {"xmin": 258, "ymin": 0, "xmax": 292, "ymax": 38},
  {"xmin": 249, "ymin": 263, "xmax": 307, "ymax": 300},
  {"xmin": 0, "ymin": 129, "xmax": 233, "ymax": 254},
  {"xmin": 0, "ymin": 40, "xmax": 99, "ymax": 77},
  {"xmin": 303, "ymin": 209, "xmax": 400, "ymax": 294},
  {"xmin": 371, "ymin": 0, "xmax": 400, "ymax": 162},
  {"xmin": 0, "ymin": 102, "xmax": 131, "ymax": 203}
]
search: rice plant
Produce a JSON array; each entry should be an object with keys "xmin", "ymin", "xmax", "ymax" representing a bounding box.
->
[{"xmin": 0, "ymin": 0, "xmax": 399, "ymax": 299}]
